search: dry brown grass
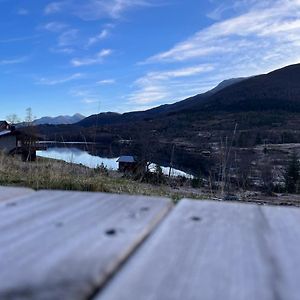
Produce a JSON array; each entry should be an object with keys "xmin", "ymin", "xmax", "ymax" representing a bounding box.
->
[{"xmin": 0, "ymin": 152, "xmax": 207, "ymax": 202}]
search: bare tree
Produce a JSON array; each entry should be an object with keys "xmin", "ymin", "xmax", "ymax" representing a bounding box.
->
[
  {"xmin": 25, "ymin": 107, "xmax": 34, "ymax": 126},
  {"xmin": 22, "ymin": 108, "xmax": 37, "ymax": 162},
  {"xmin": 236, "ymin": 154, "xmax": 253, "ymax": 190},
  {"xmin": 260, "ymin": 161, "xmax": 274, "ymax": 195},
  {"xmin": 6, "ymin": 114, "xmax": 20, "ymax": 125}
]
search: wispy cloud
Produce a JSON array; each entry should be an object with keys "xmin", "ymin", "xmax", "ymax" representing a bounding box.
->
[
  {"xmin": 97, "ymin": 79, "xmax": 116, "ymax": 84},
  {"xmin": 129, "ymin": 0, "xmax": 300, "ymax": 109},
  {"xmin": 129, "ymin": 65, "xmax": 214, "ymax": 105},
  {"xmin": 146, "ymin": 0, "xmax": 300, "ymax": 67},
  {"xmin": 71, "ymin": 49, "xmax": 113, "ymax": 66},
  {"xmin": 42, "ymin": 22, "xmax": 68, "ymax": 32},
  {"xmin": 87, "ymin": 29, "xmax": 109, "ymax": 47},
  {"xmin": 73, "ymin": 0, "xmax": 155, "ymax": 20},
  {"xmin": 58, "ymin": 29, "xmax": 79, "ymax": 47},
  {"xmin": 50, "ymin": 47, "xmax": 74, "ymax": 54},
  {"xmin": 0, "ymin": 56, "xmax": 28, "ymax": 65},
  {"xmin": 0, "ymin": 35, "xmax": 38, "ymax": 44},
  {"xmin": 37, "ymin": 73, "xmax": 83, "ymax": 85},
  {"xmin": 81, "ymin": 98, "xmax": 100, "ymax": 104},
  {"xmin": 44, "ymin": 0, "xmax": 159, "ymax": 20},
  {"xmin": 70, "ymin": 88, "xmax": 101, "ymax": 105},
  {"xmin": 206, "ymin": 0, "xmax": 267, "ymax": 20},
  {"xmin": 44, "ymin": 1, "xmax": 67, "ymax": 14}
]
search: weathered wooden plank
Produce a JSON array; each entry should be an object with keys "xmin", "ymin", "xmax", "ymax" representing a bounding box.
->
[
  {"xmin": 97, "ymin": 199, "xmax": 300, "ymax": 300},
  {"xmin": 0, "ymin": 190, "xmax": 172, "ymax": 300},
  {"xmin": 256, "ymin": 205, "xmax": 300, "ymax": 300},
  {"xmin": 0, "ymin": 186, "xmax": 34, "ymax": 202}
]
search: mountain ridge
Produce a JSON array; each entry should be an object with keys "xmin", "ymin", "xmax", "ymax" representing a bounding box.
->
[
  {"xmin": 77, "ymin": 77, "xmax": 248, "ymax": 127},
  {"xmin": 78, "ymin": 63, "xmax": 300, "ymax": 129},
  {"xmin": 34, "ymin": 113, "xmax": 85, "ymax": 125}
]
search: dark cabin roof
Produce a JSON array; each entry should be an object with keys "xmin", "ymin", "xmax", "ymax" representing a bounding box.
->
[
  {"xmin": 0, "ymin": 121, "xmax": 9, "ymax": 130},
  {"xmin": 117, "ymin": 156, "xmax": 136, "ymax": 163}
]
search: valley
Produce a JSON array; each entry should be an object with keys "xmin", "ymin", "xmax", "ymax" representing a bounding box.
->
[{"xmin": 28, "ymin": 63, "xmax": 300, "ymax": 196}]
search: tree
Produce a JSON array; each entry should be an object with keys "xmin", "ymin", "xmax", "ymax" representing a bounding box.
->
[
  {"xmin": 25, "ymin": 107, "xmax": 34, "ymax": 126},
  {"xmin": 285, "ymin": 151, "xmax": 300, "ymax": 193},
  {"xmin": 260, "ymin": 161, "xmax": 274, "ymax": 195},
  {"xmin": 22, "ymin": 108, "xmax": 37, "ymax": 162},
  {"xmin": 6, "ymin": 114, "xmax": 20, "ymax": 125}
]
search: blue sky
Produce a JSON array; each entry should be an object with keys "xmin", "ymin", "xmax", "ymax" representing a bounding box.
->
[{"xmin": 1, "ymin": 0, "xmax": 300, "ymax": 120}]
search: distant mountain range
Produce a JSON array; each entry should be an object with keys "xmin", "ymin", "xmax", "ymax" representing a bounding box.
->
[
  {"xmin": 37, "ymin": 63, "xmax": 300, "ymax": 147},
  {"xmin": 35, "ymin": 63, "xmax": 300, "ymax": 175},
  {"xmin": 34, "ymin": 113, "xmax": 85, "ymax": 125},
  {"xmin": 77, "ymin": 77, "xmax": 248, "ymax": 127},
  {"xmin": 76, "ymin": 63, "xmax": 300, "ymax": 128}
]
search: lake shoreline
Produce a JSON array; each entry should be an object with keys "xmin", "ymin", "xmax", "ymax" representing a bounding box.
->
[{"xmin": 37, "ymin": 145, "xmax": 194, "ymax": 178}]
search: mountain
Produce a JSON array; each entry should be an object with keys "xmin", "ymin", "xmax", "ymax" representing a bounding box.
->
[
  {"xmin": 34, "ymin": 113, "xmax": 85, "ymax": 125},
  {"xmin": 78, "ymin": 63, "xmax": 300, "ymax": 129},
  {"xmin": 78, "ymin": 112, "xmax": 122, "ymax": 127},
  {"xmin": 191, "ymin": 63, "xmax": 300, "ymax": 113},
  {"xmin": 77, "ymin": 77, "xmax": 247, "ymax": 127},
  {"xmin": 208, "ymin": 77, "xmax": 248, "ymax": 94},
  {"xmin": 36, "ymin": 63, "xmax": 300, "ymax": 175}
]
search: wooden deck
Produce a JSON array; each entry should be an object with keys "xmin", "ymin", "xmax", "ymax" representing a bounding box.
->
[{"xmin": 1, "ymin": 186, "xmax": 300, "ymax": 300}]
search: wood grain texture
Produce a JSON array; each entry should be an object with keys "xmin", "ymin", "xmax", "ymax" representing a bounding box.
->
[
  {"xmin": 0, "ymin": 190, "xmax": 172, "ymax": 300},
  {"xmin": 0, "ymin": 186, "xmax": 34, "ymax": 202},
  {"xmin": 97, "ymin": 199, "xmax": 300, "ymax": 300}
]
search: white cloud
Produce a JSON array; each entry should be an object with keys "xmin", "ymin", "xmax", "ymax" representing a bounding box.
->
[
  {"xmin": 129, "ymin": 65, "xmax": 214, "ymax": 105},
  {"xmin": 75, "ymin": 0, "xmax": 154, "ymax": 20},
  {"xmin": 206, "ymin": 0, "xmax": 271, "ymax": 20},
  {"xmin": 44, "ymin": 0, "xmax": 159, "ymax": 20},
  {"xmin": 142, "ymin": 65, "xmax": 214, "ymax": 81},
  {"xmin": 43, "ymin": 22, "xmax": 68, "ymax": 32},
  {"xmin": 44, "ymin": 2, "xmax": 66, "ymax": 14},
  {"xmin": 97, "ymin": 79, "xmax": 116, "ymax": 84},
  {"xmin": 37, "ymin": 73, "xmax": 83, "ymax": 85},
  {"xmin": 58, "ymin": 29, "xmax": 78, "ymax": 46},
  {"xmin": 128, "ymin": 0, "xmax": 300, "ymax": 109},
  {"xmin": 147, "ymin": 0, "xmax": 300, "ymax": 65},
  {"xmin": 0, "ymin": 57, "xmax": 28, "ymax": 65},
  {"xmin": 0, "ymin": 35, "xmax": 38, "ymax": 44},
  {"xmin": 87, "ymin": 29, "xmax": 109, "ymax": 47},
  {"xmin": 71, "ymin": 49, "xmax": 113, "ymax": 66},
  {"xmin": 81, "ymin": 98, "xmax": 99, "ymax": 104},
  {"xmin": 50, "ymin": 47, "xmax": 74, "ymax": 54},
  {"xmin": 70, "ymin": 88, "xmax": 101, "ymax": 105}
]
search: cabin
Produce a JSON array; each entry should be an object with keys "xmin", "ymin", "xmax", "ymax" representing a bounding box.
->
[
  {"xmin": 0, "ymin": 121, "xmax": 38, "ymax": 161},
  {"xmin": 117, "ymin": 156, "xmax": 138, "ymax": 173},
  {"xmin": 0, "ymin": 121, "xmax": 18, "ymax": 154},
  {"xmin": 0, "ymin": 130, "xmax": 18, "ymax": 154},
  {"xmin": 117, "ymin": 156, "xmax": 147, "ymax": 175},
  {"xmin": 0, "ymin": 121, "xmax": 12, "ymax": 131}
]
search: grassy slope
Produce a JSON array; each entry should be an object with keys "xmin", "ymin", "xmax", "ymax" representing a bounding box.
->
[{"xmin": 0, "ymin": 153, "xmax": 206, "ymax": 202}]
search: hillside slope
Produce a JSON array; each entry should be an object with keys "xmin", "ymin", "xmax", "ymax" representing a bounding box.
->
[
  {"xmin": 77, "ymin": 77, "xmax": 247, "ymax": 127},
  {"xmin": 197, "ymin": 63, "xmax": 300, "ymax": 112},
  {"xmin": 78, "ymin": 64, "xmax": 300, "ymax": 128}
]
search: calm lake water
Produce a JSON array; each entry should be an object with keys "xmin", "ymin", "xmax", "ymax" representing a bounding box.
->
[{"xmin": 37, "ymin": 147, "xmax": 193, "ymax": 178}]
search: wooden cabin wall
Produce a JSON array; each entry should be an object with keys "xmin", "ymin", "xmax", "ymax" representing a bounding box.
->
[{"xmin": 0, "ymin": 136, "xmax": 17, "ymax": 154}]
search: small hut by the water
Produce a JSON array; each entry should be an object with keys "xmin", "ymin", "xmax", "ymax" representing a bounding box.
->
[{"xmin": 117, "ymin": 156, "xmax": 138, "ymax": 173}]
